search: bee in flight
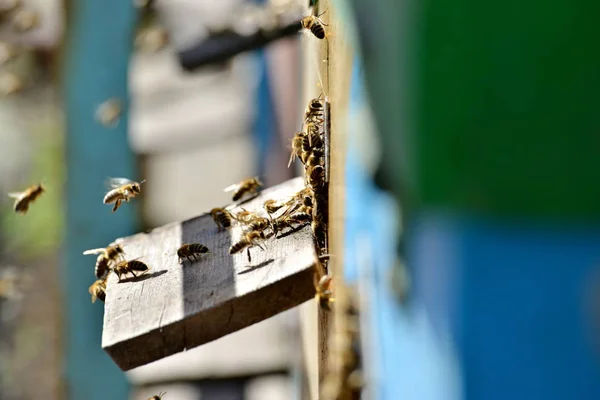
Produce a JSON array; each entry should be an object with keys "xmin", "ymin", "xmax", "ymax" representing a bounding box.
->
[
  {"xmin": 224, "ymin": 177, "xmax": 262, "ymax": 202},
  {"xmin": 88, "ymin": 277, "xmax": 107, "ymax": 303},
  {"xmin": 148, "ymin": 392, "xmax": 167, "ymax": 400},
  {"xmin": 103, "ymin": 177, "xmax": 146, "ymax": 212},
  {"xmin": 315, "ymin": 273, "xmax": 334, "ymax": 311},
  {"xmin": 177, "ymin": 243, "xmax": 209, "ymax": 263},
  {"xmin": 300, "ymin": 12, "xmax": 327, "ymax": 39},
  {"xmin": 210, "ymin": 207, "xmax": 235, "ymax": 230},
  {"xmin": 8, "ymin": 183, "xmax": 45, "ymax": 214},
  {"xmin": 83, "ymin": 243, "xmax": 125, "ymax": 279},
  {"xmin": 112, "ymin": 258, "xmax": 149, "ymax": 282}
]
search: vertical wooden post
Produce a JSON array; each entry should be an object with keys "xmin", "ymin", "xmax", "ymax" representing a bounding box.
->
[{"xmin": 63, "ymin": 0, "xmax": 138, "ymax": 397}]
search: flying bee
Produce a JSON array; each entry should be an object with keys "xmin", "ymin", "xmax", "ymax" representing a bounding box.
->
[
  {"xmin": 83, "ymin": 243, "xmax": 125, "ymax": 262},
  {"xmin": 112, "ymin": 258, "xmax": 149, "ymax": 282},
  {"xmin": 148, "ymin": 392, "xmax": 167, "ymax": 400},
  {"xmin": 88, "ymin": 278, "xmax": 107, "ymax": 303},
  {"xmin": 229, "ymin": 230, "xmax": 266, "ymax": 262},
  {"xmin": 210, "ymin": 207, "xmax": 235, "ymax": 230},
  {"xmin": 315, "ymin": 273, "xmax": 334, "ymax": 311},
  {"xmin": 224, "ymin": 177, "xmax": 262, "ymax": 202},
  {"xmin": 307, "ymin": 164, "xmax": 325, "ymax": 188},
  {"xmin": 300, "ymin": 13, "xmax": 327, "ymax": 39},
  {"xmin": 177, "ymin": 243, "xmax": 209, "ymax": 263},
  {"xmin": 103, "ymin": 177, "xmax": 146, "ymax": 212},
  {"xmin": 93, "ymin": 255, "xmax": 110, "ymax": 279},
  {"xmin": 8, "ymin": 183, "xmax": 45, "ymax": 214}
]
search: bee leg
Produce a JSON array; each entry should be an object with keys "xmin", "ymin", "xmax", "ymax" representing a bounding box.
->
[
  {"xmin": 247, "ymin": 248, "xmax": 252, "ymax": 263},
  {"xmin": 112, "ymin": 199, "xmax": 121, "ymax": 212}
]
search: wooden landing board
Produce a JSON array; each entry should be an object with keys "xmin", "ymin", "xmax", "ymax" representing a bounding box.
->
[{"xmin": 102, "ymin": 177, "xmax": 317, "ymax": 371}]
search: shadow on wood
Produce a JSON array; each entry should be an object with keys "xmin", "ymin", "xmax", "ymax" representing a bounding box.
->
[{"xmin": 102, "ymin": 177, "xmax": 317, "ymax": 370}]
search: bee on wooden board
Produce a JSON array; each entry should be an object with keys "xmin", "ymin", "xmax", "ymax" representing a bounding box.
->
[
  {"xmin": 210, "ymin": 207, "xmax": 235, "ymax": 230},
  {"xmin": 263, "ymin": 199, "xmax": 286, "ymax": 215},
  {"xmin": 177, "ymin": 243, "xmax": 209, "ymax": 263},
  {"xmin": 103, "ymin": 177, "xmax": 146, "ymax": 212},
  {"xmin": 8, "ymin": 183, "xmax": 45, "ymax": 214},
  {"xmin": 224, "ymin": 177, "xmax": 263, "ymax": 202},
  {"xmin": 306, "ymin": 164, "xmax": 325, "ymax": 188},
  {"xmin": 229, "ymin": 230, "xmax": 266, "ymax": 263},
  {"xmin": 148, "ymin": 392, "xmax": 167, "ymax": 400},
  {"xmin": 300, "ymin": 12, "xmax": 327, "ymax": 39},
  {"xmin": 88, "ymin": 277, "xmax": 107, "ymax": 303},
  {"xmin": 235, "ymin": 209, "xmax": 259, "ymax": 223},
  {"xmin": 112, "ymin": 258, "xmax": 149, "ymax": 282}
]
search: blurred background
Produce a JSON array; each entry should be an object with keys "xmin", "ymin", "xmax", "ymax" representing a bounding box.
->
[{"xmin": 3, "ymin": 0, "xmax": 600, "ymax": 399}]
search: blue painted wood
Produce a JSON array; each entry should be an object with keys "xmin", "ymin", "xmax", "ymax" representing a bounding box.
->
[
  {"xmin": 411, "ymin": 216, "xmax": 600, "ymax": 400},
  {"xmin": 345, "ymin": 59, "xmax": 460, "ymax": 400},
  {"xmin": 64, "ymin": 0, "xmax": 138, "ymax": 398}
]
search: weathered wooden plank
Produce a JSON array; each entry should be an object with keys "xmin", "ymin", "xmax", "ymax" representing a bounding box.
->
[{"xmin": 102, "ymin": 177, "xmax": 317, "ymax": 370}]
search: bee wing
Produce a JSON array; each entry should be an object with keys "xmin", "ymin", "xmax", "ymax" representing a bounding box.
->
[
  {"xmin": 106, "ymin": 177, "xmax": 133, "ymax": 189},
  {"xmin": 83, "ymin": 248, "xmax": 105, "ymax": 256},
  {"xmin": 223, "ymin": 183, "xmax": 239, "ymax": 192},
  {"xmin": 7, "ymin": 192, "xmax": 22, "ymax": 199}
]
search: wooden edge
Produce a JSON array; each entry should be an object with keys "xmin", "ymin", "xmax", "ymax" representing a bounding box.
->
[{"xmin": 104, "ymin": 266, "xmax": 316, "ymax": 371}]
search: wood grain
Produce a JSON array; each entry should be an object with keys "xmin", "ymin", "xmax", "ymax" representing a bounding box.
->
[{"xmin": 102, "ymin": 177, "xmax": 317, "ymax": 371}]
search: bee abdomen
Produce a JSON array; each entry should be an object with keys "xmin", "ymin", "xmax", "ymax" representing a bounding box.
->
[
  {"xmin": 95, "ymin": 255, "xmax": 110, "ymax": 279},
  {"xmin": 229, "ymin": 240, "xmax": 249, "ymax": 255},
  {"xmin": 128, "ymin": 260, "xmax": 148, "ymax": 272},
  {"xmin": 189, "ymin": 243, "xmax": 209, "ymax": 254},
  {"xmin": 310, "ymin": 23, "xmax": 325, "ymax": 39},
  {"xmin": 103, "ymin": 189, "xmax": 121, "ymax": 204}
]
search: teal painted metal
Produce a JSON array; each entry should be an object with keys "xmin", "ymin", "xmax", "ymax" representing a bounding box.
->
[{"xmin": 64, "ymin": 0, "xmax": 138, "ymax": 398}]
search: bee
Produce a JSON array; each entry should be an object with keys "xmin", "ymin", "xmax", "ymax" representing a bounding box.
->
[
  {"xmin": 148, "ymin": 392, "xmax": 167, "ymax": 400},
  {"xmin": 93, "ymin": 255, "xmax": 110, "ymax": 279},
  {"xmin": 315, "ymin": 273, "xmax": 334, "ymax": 311},
  {"xmin": 103, "ymin": 177, "xmax": 146, "ymax": 212},
  {"xmin": 300, "ymin": 14, "xmax": 327, "ymax": 39},
  {"xmin": 263, "ymin": 199, "xmax": 285, "ymax": 214},
  {"xmin": 306, "ymin": 153, "xmax": 324, "ymax": 168},
  {"xmin": 177, "ymin": 243, "xmax": 209, "ymax": 263},
  {"xmin": 304, "ymin": 97, "xmax": 325, "ymax": 126},
  {"xmin": 210, "ymin": 207, "xmax": 234, "ymax": 230},
  {"xmin": 245, "ymin": 216, "xmax": 271, "ymax": 233},
  {"xmin": 84, "ymin": 244, "xmax": 124, "ymax": 279},
  {"xmin": 8, "ymin": 183, "xmax": 45, "ymax": 214},
  {"xmin": 88, "ymin": 278, "xmax": 107, "ymax": 303},
  {"xmin": 306, "ymin": 164, "xmax": 325, "ymax": 188},
  {"xmin": 312, "ymin": 218, "xmax": 327, "ymax": 251},
  {"xmin": 306, "ymin": 124, "xmax": 324, "ymax": 148},
  {"xmin": 229, "ymin": 230, "xmax": 266, "ymax": 262},
  {"xmin": 224, "ymin": 177, "xmax": 262, "ymax": 202},
  {"xmin": 288, "ymin": 131, "xmax": 308, "ymax": 167},
  {"xmin": 83, "ymin": 243, "xmax": 125, "ymax": 262},
  {"xmin": 235, "ymin": 209, "xmax": 259, "ymax": 223},
  {"xmin": 112, "ymin": 258, "xmax": 149, "ymax": 282}
]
